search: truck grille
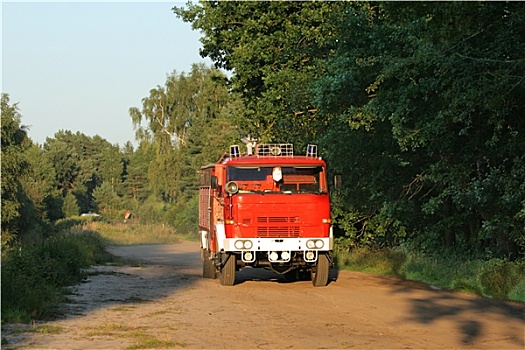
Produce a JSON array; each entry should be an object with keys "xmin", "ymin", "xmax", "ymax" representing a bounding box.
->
[
  {"xmin": 257, "ymin": 216, "xmax": 300, "ymax": 223},
  {"xmin": 256, "ymin": 216, "xmax": 301, "ymax": 237}
]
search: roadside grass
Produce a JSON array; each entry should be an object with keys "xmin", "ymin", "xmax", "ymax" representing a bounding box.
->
[
  {"xmin": 1, "ymin": 229, "xmax": 115, "ymax": 323},
  {"xmin": 25, "ymin": 324, "xmax": 63, "ymax": 334},
  {"xmin": 145, "ymin": 308, "xmax": 182, "ymax": 317},
  {"xmin": 84, "ymin": 323, "xmax": 145, "ymax": 337},
  {"xmin": 1, "ymin": 219, "xmax": 196, "ymax": 324},
  {"xmin": 334, "ymin": 244, "xmax": 525, "ymax": 303},
  {"xmin": 84, "ymin": 323, "xmax": 184, "ymax": 349},
  {"xmin": 81, "ymin": 221, "xmax": 198, "ymax": 245},
  {"xmin": 127, "ymin": 333, "xmax": 183, "ymax": 350}
]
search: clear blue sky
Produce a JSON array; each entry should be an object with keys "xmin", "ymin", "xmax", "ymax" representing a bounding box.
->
[{"xmin": 2, "ymin": 1, "xmax": 211, "ymax": 147}]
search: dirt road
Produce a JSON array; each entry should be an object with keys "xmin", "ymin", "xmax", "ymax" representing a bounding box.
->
[{"xmin": 3, "ymin": 240, "xmax": 524, "ymax": 349}]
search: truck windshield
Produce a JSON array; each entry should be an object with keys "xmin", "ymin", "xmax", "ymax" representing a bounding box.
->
[{"xmin": 227, "ymin": 166, "xmax": 324, "ymax": 194}]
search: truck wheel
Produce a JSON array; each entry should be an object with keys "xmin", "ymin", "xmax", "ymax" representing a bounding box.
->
[
  {"xmin": 202, "ymin": 249, "xmax": 217, "ymax": 279},
  {"xmin": 220, "ymin": 253, "xmax": 236, "ymax": 286},
  {"xmin": 312, "ymin": 253, "xmax": 330, "ymax": 287}
]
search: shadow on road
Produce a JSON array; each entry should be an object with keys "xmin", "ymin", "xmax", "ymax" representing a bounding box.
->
[
  {"xmin": 389, "ymin": 276, "xmax": 525, "ymax": 347},
  {"xmin": 234, "ymin": 264, "xmax": 340, "ymax": 286}
]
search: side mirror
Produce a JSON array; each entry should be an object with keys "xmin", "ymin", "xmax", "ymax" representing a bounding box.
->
[
  {"xmin": 211, "ymin": 176, "xmax": 218, "ymax": 189},
  {"xmin": 334, "ymin": 175, "xmax": 342, "ymax": 190}
]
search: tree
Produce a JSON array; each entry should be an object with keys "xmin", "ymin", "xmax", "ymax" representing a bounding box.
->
[
  {"xmin": 98, "ymin": 142, "xmax": 125, "ymax": 194},
  {"xmin": 62, "ymin": 191, "xmax": 80, "ymax": 218},
  {"xmin": 315, "ymin": 2, "xmax": 525, "ymax": 255},
  {"xmin": 43, "ymin": 131, "xmax": 126, "ymax": 214},
  {"xmin": 43, "ymin": 132, "xmax": 80, "ymax": 195},
  {"xmin": 129, "ymin": 64, "xmax": 238, "ymax": 203},
  {"xmin": 1, "ymin": 94, "xmax": 32, "ymax": 247},
  {"xmin": 122, "ymin": 141, "xmax": 153, "ymax": 204},
  {"xmin": 174, "ymin": 2, "xmax": 345, "ymax": 144},
  {"xmin": 176, "ymin": 1, "xmax": 525, "ymax": 258},
  {"xmin": 92, "ymin": 181, "xmax": 121, "ymax": 218},
  {"xmin": 21, "ymin": 144, "xmax": 60, "ymax": 223}
]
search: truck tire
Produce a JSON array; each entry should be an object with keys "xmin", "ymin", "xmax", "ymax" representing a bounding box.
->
[
  {"xmin": 202, "ymin": 249, "xmax": 217, "ymax": 279},
  {"xmin": 312, "ymin": 253, "xmax": 330, "ymax": 287},
  {"xmin": 220, "ymin": 253, "xmax": 236, "ymax": 286}
]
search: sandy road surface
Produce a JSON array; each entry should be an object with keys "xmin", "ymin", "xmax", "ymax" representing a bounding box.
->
[{"xmin": 3, "ymin": 240, "xmax": 524, "ymax": 349}]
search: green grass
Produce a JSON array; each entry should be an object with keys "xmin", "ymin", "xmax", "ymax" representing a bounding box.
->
[
  {"xmin": 83, "ymin": 323, "xmax": 184, "ymax": 348},
  {"xmin": 26, "ymin": 324, "xmax": 64, "ymax": 334},
  {"xmin": 1, "ymin": 229, "xmax": 115, "ymax": 323},
  {"xmin": 335, "ymin": 245, "xmax": 406, "ymax": 276},
  {"xmin": 1, "ymin": 219, "xmax": 197, "ymax": 324},
  {"xmin": 127, "ymin": 335, "xmax": 182, "ymax": 350},
  {"xmin": 84, "ymin": 323, "xmax": 145, "ymax": 337},
  {"xmin": 335, "ymin": 244, "xmax": 525, "ymax": 303},
  {"xmin": 82, "ymin": 221, "xmax": 198, "ymax": 245}
]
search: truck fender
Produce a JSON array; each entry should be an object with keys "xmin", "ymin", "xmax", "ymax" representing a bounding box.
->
[
  {"xmin": 201, "ymin": 230, "xmax": 208, "ymax": 250},
  {"xmin": 329, "ymin": 226, "xmax": 334, "ymax": 250},
  {"xmin": 215, "ymin": 222, "xmax": 226, "ymax": 252}
]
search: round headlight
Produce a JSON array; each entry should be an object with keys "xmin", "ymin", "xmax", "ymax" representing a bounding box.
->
[
  {"xmin": 306, "ymin": 240, "xmax": 316, "ymax": 249},
  {"xmin": 315, "ymin": 240, "xmax": 324, "ymax": 249},
  {"xmin": 225, "ymin": 181, "xmax": 239, "ymax": 195},
  {"xmin": 270, "ymin": 146, "xmax": 281, "ymax": 156},
  {"xmin": 244, "ymin": 240, "xmax": 253, "ymax": 249},
  {"xmin": 234, "ymin": 240, "xmax": 244, "ymax": 249}
]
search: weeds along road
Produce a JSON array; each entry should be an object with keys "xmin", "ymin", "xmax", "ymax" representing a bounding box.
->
[{"xmin": 3, "ymin": 240, "xmax": 524, "ymax": 349}]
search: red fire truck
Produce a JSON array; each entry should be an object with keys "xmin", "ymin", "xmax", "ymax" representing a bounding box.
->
[{"xmin": 199, "ymin": 142, "xmax": 333, "ymax": 287}]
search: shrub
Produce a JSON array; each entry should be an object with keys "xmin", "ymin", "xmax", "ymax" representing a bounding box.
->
[
  {"xmin": 54, "ymin": 217, "xmax": 83, "ymax": 233},
  {"xmin": 1, "ymin": 230, "xmax": 113, "ymax": 322},
  {"xmin": 479, "ymin": 259, "xmax": 525, "ymax": 300},
  {"xmin": 171, "ymin": 195, "xmax": 199, "ymax": 235},
  {"xmin": 335, "ymin": 241, "xmax": 525, "ymax": 303},
  {"xmin": 335, "ymin": 245, "xmax": 406, "ymax": 277}
]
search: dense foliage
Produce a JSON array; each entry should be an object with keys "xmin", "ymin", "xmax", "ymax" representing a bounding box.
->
[
  {"xmin": 1, "ymin": 226, "xmax": 112, "ymax": 322},
  {"xmin": 175, "ymin": 1, "xmax": 344, "ymax": 146},
  {"xmin": 318, "ymin": 2, "xmax": 525, "ymax": 259},
  {"xmin": 175, "ymin": 1, "xmax": 525, "ymax": 259},
  {"xmin": 1, "ymin": 94, "xmax": 33, "ymax": 248}
]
